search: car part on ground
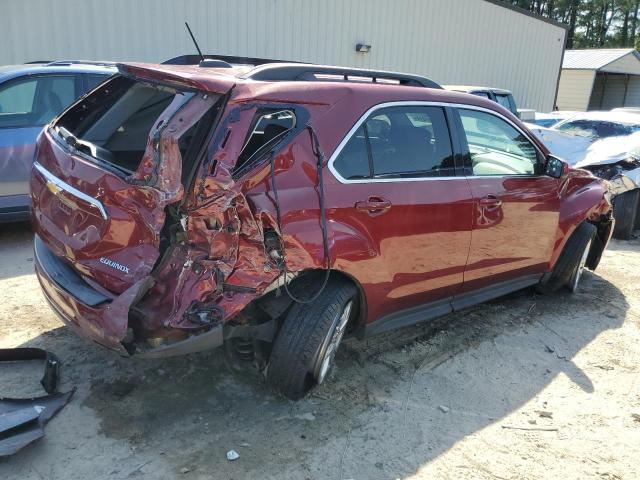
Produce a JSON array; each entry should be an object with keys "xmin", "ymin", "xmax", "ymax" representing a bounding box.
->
[
  {"xmin": 0, "ymin": 348, "xmax": 60, "ymax": 394},
  {"xmin": 30, "ymin": 60, "xmax": 614, "ymax": 399},
  {"xmin": 0, "ymin": 347, "xmax": 73, "ymax": 456}
]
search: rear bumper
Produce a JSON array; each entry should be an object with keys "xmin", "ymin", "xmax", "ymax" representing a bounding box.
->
[{"xmin": 34, "ymin": 235, "xmax": 223, "ymax": 358}]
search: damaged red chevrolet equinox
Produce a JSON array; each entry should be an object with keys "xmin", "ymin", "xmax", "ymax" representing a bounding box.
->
[{"xmin": 31, "ymin": 61, "xmax": 614, "ymax": 399}]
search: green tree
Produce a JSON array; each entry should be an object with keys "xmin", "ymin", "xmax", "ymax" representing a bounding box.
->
[{"xmin": 501, "ymin": 0, "xmax": 640, "ymax": 48}]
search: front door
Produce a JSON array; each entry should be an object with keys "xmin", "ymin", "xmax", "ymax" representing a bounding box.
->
[
  {"xmin": 0, "ymin": 74, "xmax": 77, "ymax": 201},
  {"xmin": 327, "ymin": 103, "xmax": 473, "ymax": 322},
  {"xmin": 453, "ymin": 107, "xmax": 561, "ymax": 293}
]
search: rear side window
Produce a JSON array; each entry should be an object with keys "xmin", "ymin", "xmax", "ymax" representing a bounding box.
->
[
  {"xmin": 333, "ymin": 105, "xmax": 454, "ymax": 180},
  {"xmin": 33, "ymin": 76, "xmax": 76, "ymax": 124},
  {"xmin": 235, "ymin": 110, "xmax": 295, "ymax": 174}
]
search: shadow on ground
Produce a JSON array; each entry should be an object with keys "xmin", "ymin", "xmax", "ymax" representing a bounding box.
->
[{"xmin": 3, "ymin": 262, "xmax": 628, "ymax": 479}]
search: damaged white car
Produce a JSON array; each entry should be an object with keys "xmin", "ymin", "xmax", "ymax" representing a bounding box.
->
[{"xmin": 527, "ymin": 113, "xmax": 640, "ymax": 239}]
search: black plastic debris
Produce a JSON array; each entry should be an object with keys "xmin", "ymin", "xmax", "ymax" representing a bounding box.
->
[
  {"xmin": 0, "ymin": 348, "xmax": 74, "ymax": 456},
  {"xmin": 0, "ymin": 348, "xmax": 60, "ymax": 394}
]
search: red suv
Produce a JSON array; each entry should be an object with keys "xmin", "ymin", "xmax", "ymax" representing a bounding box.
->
[{"xmin": 31, "ymin": 62, "xmax": 614, "ymax": 399}]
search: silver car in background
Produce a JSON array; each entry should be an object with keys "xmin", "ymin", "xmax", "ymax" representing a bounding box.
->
[{"xmin": 527, "ymin": 111, "xmax": 640, "ymax": 239}]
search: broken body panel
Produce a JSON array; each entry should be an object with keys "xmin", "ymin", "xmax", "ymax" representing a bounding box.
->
[{"xmin": 32, "ymin": 63, "xmax": 613, "ymax": 358}]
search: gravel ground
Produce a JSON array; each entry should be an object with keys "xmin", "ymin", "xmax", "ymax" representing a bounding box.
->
[{"xmin": 0, "ymin": 223, "xmax": 638, "ymax": 480}]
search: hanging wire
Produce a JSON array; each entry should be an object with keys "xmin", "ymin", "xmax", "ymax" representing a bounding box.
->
[{"xmin": 268, "ymin": 125, "xmax": 331, "ymax": 304}]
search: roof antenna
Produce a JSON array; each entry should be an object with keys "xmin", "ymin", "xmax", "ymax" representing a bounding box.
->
[{"xmin": 185, "ymin": 22, "xmax": 205, "ymax": 63}]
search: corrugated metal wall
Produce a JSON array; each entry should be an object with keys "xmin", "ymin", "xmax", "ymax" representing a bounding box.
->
[
  {"xmin": 556, "ymin": 70, "xmax": 596, "ymax": 111},
  {"xmin": 588, "ymin": 73, "xmax": 640, "ymax": 110},
  {"xmin": 1, "ymin": 0, "xmax": 566, "ymax": 111}
]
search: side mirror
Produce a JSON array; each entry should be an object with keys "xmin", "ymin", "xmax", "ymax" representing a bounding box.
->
[{"xmin": 544, "ymin": 155, "xmax": 566, "ymax": 179}]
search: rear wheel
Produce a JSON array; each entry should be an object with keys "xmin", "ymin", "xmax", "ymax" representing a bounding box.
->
[
  {"xmin": 612, "ymin": 189, "xmax": 639, "ymax": 240},
  {"xmin": 538, "ymin": 222, "xmax": 596, "ymax": 294},
  {"xmin": 267, "ymin": 277, "xmax": 357, "ymax": 400}
]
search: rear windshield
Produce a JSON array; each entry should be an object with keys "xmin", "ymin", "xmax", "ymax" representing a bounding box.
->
[{"xmin": 56, "ymin": 76, "xmax": 214, "ymax": 175}]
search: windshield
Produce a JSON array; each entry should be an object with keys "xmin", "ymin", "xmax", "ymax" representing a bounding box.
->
[
  {"xmin": 495, "ymin": 93, "xmax": 514, "ymax": 113},
  {"xmin": 556, "ymin": 119, "xmax": 640, "ymax": 139}
]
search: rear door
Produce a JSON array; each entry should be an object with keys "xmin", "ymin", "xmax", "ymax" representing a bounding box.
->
[
  {"xmin": 453, "ymin": 106, "xmax": 561, "ymax": 295},
  {"xmin": 328, "ymin": 103, "xmax": 473, "ymax": 322},
  {"xmin": 0, "ymin": 74, "xmax": 76, "ymax": 200},
  {"xmin": 31, "ymin": 75, "xmax": 224, "ymax": 294}
]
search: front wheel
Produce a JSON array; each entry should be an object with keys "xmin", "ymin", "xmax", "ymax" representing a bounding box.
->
[{"xmin": 267, "ymin": 277, "xmax": 357, "ymax": 400}]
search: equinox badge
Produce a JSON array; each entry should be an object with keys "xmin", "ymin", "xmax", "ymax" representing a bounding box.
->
[{"xmin": 99, "ymin": 257, "xmax": 130, "ymax": 274}]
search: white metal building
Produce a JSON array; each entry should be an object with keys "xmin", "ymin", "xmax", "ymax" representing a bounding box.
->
[
  {"xmin": 1, "ymin": 0, "xmax": 567, "ymax": 111},
  {"xmin": 556, "ymin": 49, "xmax": 640, "ymax": 111}
]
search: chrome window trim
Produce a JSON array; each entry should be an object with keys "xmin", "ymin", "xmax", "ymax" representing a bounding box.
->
[
  {"xmin": 33, "ymin": 162, "xmax": 109, "ymax": 220},
  {"xmin": 327, "ymin": 101, "xmax": 544, "ymax": 184}
]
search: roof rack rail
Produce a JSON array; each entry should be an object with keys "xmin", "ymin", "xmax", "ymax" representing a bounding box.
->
[
  {"xmin": 241, "ymin": 63, "xmax": 441, "ymax": 89},
  {"xmin": 45, "ymin": 60, "xmax": 117, "ymax": 67},
  {"xmin": 162, "ymin": 54, "xmax": 303, "ymax": 66}
]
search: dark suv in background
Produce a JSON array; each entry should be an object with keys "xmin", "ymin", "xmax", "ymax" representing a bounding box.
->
[{"xmin": 0, "ymin": 61, "xmax": 115, "ymax": 222}]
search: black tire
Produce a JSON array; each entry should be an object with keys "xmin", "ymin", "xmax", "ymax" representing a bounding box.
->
[
  {"xmin": 267, "ymin": 277, "xmax": 357, "ymax": 400},
  {"xmin": 537, "ymin": 222, "xmax": 596, "ymax": 294},
  {"xmin": 612, "ymin": 189, "xmax": 639, "ymax": 240}
]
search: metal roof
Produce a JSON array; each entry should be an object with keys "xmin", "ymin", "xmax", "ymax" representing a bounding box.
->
[{"xmin": 562, "ymin": 49, "xmax": 639, "ymax": 70}]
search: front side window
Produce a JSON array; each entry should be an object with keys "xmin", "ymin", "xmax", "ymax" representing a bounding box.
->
[
  {"xmin": 0, "ymin": 75, "xmax": 76, "ymax": 129},
  {"xmin": 333, "ymin": 105, "xmax": 454, "ymax": 180},
  {"xmin": 458, "ymin": 109, "xmax": 538, "ymax": 176}
]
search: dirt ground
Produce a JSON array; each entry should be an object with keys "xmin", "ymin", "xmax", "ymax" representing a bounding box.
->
[{"xmin": 0, "ymin": 223, "xmax": 638, "ymax": 480}]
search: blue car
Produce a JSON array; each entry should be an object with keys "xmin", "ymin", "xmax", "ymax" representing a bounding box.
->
[{"xmin": 0, "ymin": 61, "xmax": 116, "ymax": 222}]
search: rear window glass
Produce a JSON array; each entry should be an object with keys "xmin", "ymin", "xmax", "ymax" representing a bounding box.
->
[
  {"xmin": 333, "ymin": 105, "xmax": 454, "ymax": 179},
  {"xmin": 57, "ymin": 76, "xmax": 212, "ymax": 175}
]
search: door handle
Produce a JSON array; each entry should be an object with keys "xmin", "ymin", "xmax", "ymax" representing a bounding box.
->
[
  {"xmin": 355, "ymin": 197, "xmax": 392, "ymax": 214},
  {"xmin": 479, "ymin": 194, "xmax": 502, "ymax": 207}
]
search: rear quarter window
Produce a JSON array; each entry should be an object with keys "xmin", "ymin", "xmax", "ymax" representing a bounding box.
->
[{"xmin": 234, "ymin": 110, "xmax": 296, "ymax": 175}]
